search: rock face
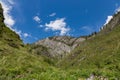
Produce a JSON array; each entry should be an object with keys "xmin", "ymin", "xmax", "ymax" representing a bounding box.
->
[
  {"xmin": 106, "ymin": 12, "xmax": 120, "ymax": 29},
  {"xmin": 35, "ymin": 36, "xmax": 85, "ymax": 58},
  {"xmin": 100, "ymin": 12, "xmax": 120, "ymax": 34}
]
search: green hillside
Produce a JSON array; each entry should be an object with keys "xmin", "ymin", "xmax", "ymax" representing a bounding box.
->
[
  {"xmin": 58, "ymin": 24, "xmax": 120, "ymax": 79},
  {"xmin": 0, "ymin": 3, "xmax": 120, "ymax": 80},
  {"xmin": 0, "ymin": 4, "xmax": 81, "ymax": 80}
]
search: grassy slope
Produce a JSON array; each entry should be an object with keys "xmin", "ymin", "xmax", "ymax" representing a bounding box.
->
[
  {"xmin": 1, "ymin": 3, "xmax": 120, "ymax": 80},
  {"xmin": 0, "ymin": 4, "xmax": 81, "ymax": 80},
  {"xmin": 0, "ymin": 24, "xmax": 78, "ymax": 79},
  {"xmin": 1, "ymin": 18, "xmax": 120, "ymax": 80},
  {"xmin": 0, "ymin": 21, "xmax": 79, "ymax": 80},
  {"xmin": 0, "ymin": 41, "xmax": 83, "ymax": 80},
  {"xmin": 58, "ymin": 25, "xmax": 120, "ymax": 79}
]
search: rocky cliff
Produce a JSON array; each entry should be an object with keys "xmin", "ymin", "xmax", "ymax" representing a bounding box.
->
[{"xmin": 34, "ymin": 36, "xmax": 85, "ymax": 58}]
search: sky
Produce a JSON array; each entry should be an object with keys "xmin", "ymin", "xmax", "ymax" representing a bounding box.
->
[{"xmin": 0, "ymin": 0, "xmax": 120, "ymax": 43}]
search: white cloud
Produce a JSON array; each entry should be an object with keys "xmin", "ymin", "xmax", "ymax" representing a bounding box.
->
[
  {"xmin": 39, "ymin": 25, "xmax": 44, "ymax": 28},
  {"xmin": 33, "ymin": 16, "xmax": 41, "ymax": 23},
  {"xmin": 13, "ymin": 29, "xmax": 30, "ymax": 38},
  {"xmin": 115, "ymin": 7, "xmax": 120, "ymax": 13},
  {"xmin": 23, "ymin": 33, "xmax": 31, "ymax": 38},
  {"xmin": 12, "ymin": 29, "xmax": 30, "ymax": 38},
  {"xmin": 45, "ymin": 18, "xmax": 70, "ymax": 35},
  {"xmin": 49, "ymin": 13, "xmax": 56, "ymax": 17},
  {"xmin": 104, "ymin": 16, "xmax": 113, "ymax": 25},
  {"xmin": 13, "ymin": 29, "xmax": 22, "ymax": 36},
  {"xmin": 0, "ymin": 0, "xmax": 15, "ymax": 28},
  {"xmin": 0, "ymin": 0, "xmax": 33, "ymax": 40}
]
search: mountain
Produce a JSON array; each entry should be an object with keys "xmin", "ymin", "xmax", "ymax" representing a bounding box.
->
[
  {"xmin": 99, "ymin": 12, "xmax": 120, "ymax": 35},
  {"xmin": 58, "ymin": 11, "xmax": 120, "ymax": 79},
  {"xmin": 32, "ymin": 12, "xmax": 120, "ymax": 59},
  {"xmin": 0, "ymin": 3, "xmax": 120, "ymax": 80},
  {"xmin": 0, "ymin": 4, "xmax": 61, "ymax": 80},
  {"xmin": 33, "ymin": 36, "xmax": 85, "ymax": 58},
  {"xmin": 32, "ymin": 10, "xmax": 120, "ymax": 79}
]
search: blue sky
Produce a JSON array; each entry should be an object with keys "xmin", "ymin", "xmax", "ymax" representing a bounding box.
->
[{"xmin": 0, "ymin": 0, "xmax": 120, "ymax": 43}]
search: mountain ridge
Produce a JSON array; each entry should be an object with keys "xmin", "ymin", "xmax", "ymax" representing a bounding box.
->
[
  {"xmin": 32, "ymin": 11, "xmax": 120, "ymax": 58},
  {"xmin": 34, "ymin": 36, "xmax": 86, "ymax": 58},
  {"xmin": 0, "ymin": 3, "xmax": 120, "ymax": 79}
]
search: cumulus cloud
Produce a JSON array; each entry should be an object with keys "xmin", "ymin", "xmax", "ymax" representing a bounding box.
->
[
  {"xmin": 45, "ymin": 18, "xmax": 70, "ymax": 35},
  {"xmin": 0, "ymin": 0, "xmax": 35, "ymax": 40},
  {"xmin": 33, "ymin": 16, "xmax": 41, "ymax": 23},
  {"xmin": 0, "ymin": 0, "xmax": 15, "ymax": 28},
  {"xmin": 49, "ymin": 13, "xmax": 56, "ymax": 17},
  {"xmin": 104, "ymin": 16, "xmax": 113, "ymax": 25},
  {"xmin": 23, "ymin": 33, "xmax": 31, "ymax": 38},
  {"xmin": 12, "ymin": 29, "xmax": 31, "ymax": 38}
]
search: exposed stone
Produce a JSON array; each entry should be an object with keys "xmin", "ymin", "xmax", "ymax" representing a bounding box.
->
[{"xmin": 35, "ymin": 36, "xmax": 86, "ymax": 58}]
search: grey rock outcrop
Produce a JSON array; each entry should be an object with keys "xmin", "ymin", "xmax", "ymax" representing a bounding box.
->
[
  {"xmin": 100, "ymin": 12, "xmax": 120, "ymax": 34},
  {"xmin": 35, "ymin": 36, "xmax": 85, "ymax": 58}
]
